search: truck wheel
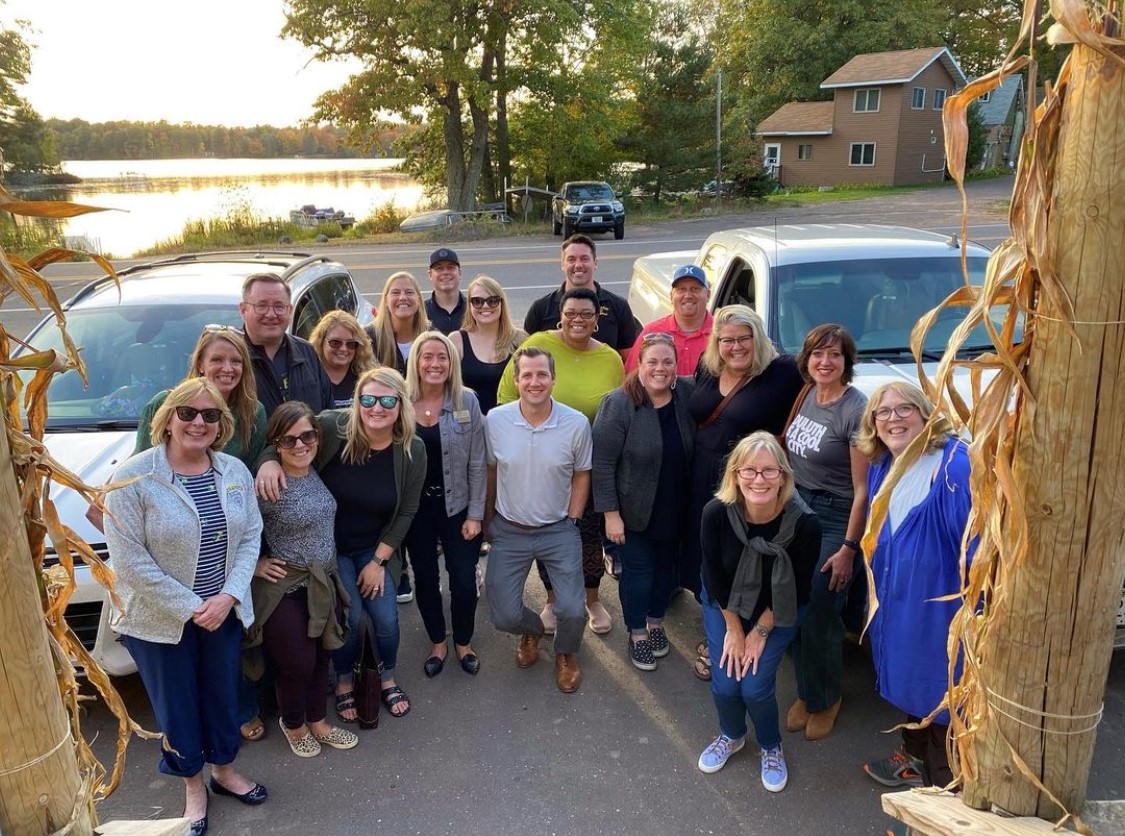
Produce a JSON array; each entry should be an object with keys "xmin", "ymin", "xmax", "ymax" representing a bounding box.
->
[
  {"xmin": 563, "ymin": 219, "xmax": 575, "ymax": 238},
  {"xmin": 552, "ymin": 216, "xmax": 562, "ymax": 235},
  {"xmin": 614, "ymin": 221, "xmax": 625, "ymax": 240}
]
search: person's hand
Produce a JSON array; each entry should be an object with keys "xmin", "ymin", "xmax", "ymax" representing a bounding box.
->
[
  {"xmin": 462, "ymin": 518, "xmax": 482, "ymax": 541},
  {"xmin": 603, "ymin": 512, "xmax": 626, "ymax": 546},
  {"xmin": 720, "ymin": 627, "xmax": 746, "ymax": 681},
  {"xmin": 743, "ymin": 629, "xmax": 767, "ymax": 677},
  {"xmin": 254, "ymin": 556, "xmax": 287, "ymax": 583},
  {"xmin": 255, "ymin": 461, "xmax": 287, "ymax": 502},
  {"xmin": 192, "ymin": 593, "xmax": 235, "ymax": 631},
  {"xmin": 821, "ymin": 548, "xmax": 855, "ymax": 593},
  {"xmin": 358, "ymin": 561, "xmax": 385, "ymax": 599}
]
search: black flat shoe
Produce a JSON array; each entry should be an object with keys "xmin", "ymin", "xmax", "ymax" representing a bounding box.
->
[
  {"xmin": 209, "ymin": 777, "xmax": 268, "ymax": 805},
  {"xmin": 184, "ymin": 786, "xmax": 208, "ymax": 836},
  {"xmin": 423, "ymin": 654, "xmax": 446, "ymax": 678},
  {"xmin": 459, "ymin": 653, "xmax": 480, "ymax": 675}
]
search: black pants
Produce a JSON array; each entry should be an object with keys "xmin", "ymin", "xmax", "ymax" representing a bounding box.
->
[{"xmin": 903, "ymin": 714, "xmax": 952, "ymax": 787}]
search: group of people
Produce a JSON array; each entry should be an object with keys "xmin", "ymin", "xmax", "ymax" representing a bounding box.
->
[{"xmin": 99, "ymin": 234, "xmax": 974, "ymax": 834}]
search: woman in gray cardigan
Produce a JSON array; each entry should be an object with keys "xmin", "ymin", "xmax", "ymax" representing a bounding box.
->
[
  {"xmin": 256, "ymin": 366, "xmax": 426, "ymax": 721},
  {"xmin": 592, "ymin": 334, "xmax": 695, "ymax": 671},
  {"xmin": 105, "ymin": 378, "xmax": 266, "ymax": 836}
]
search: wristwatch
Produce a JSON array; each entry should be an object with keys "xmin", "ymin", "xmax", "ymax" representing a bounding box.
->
[
  {"xmin": 754, "ymin": 624, "xmax": 769, "ymax": 638},
  {"xmin": 374, "ymin": 556, "xmax": 390, "ymax": 568}
]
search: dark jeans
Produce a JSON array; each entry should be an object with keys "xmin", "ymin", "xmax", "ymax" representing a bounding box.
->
[
  {"xmin": 405, "ymin": 495, "xmax": 482, "ymax": 646},
  {"xmin": 262, "ymin": 588, "xmax": 331, "ymax": 730},
  {"xmin": 903, "ymin": 715, "xmax": 952, "ymax": 787},
  {"xmin": 123, "ymin": 613, "xmax": 242, "ymax": 777},
  {"xmin": 791, "ymin": 487, "xmax": 857, "ymax": 713},
  {"xmin": 538, "ymin": 501, "xmax": 604, "ymax": 590},
  {"xmin": 334, "ymin": 547, "xmax": 400, "ymax": 684},
  {"xmin": 617, "ymin": 530, "xmax": 677, "ymax": 632}
]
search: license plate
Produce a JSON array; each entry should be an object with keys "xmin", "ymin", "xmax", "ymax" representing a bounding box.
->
[{"xmin": 590, "ymin": 216, "xmax": 602, "ymax": 223}]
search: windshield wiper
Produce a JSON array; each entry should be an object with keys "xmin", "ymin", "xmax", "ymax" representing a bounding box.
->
[{"xmin": 46, "ymin": 419, "xmax": 139, "ymax": 432}]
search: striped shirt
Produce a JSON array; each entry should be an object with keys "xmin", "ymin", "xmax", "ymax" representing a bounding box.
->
[{"xmin": 176, "ymin": 468, "xmax": 228, "ymax": 598}]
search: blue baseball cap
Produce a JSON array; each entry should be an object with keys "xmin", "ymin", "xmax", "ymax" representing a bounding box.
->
[{"xmin": 672, "ymin": 264, "xmax": 708, "ymax": 288}]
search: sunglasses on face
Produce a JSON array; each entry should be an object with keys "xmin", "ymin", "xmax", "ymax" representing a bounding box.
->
[
  {"xmin": 276, "ymin": 429, "xmax": 319, "ymax": 449},
  {"xmin": 175, "ymin": 406, "xmax": 223, "ymax": 423},
  {"xmin": 327, "ymin": 338, "xmax": 361, "ymax": 350},
  {"xmin": 359, "ymin": 393, "xmax": 401, "ymax": 409},
  {"xmin": 469, "ymin": 295, "xmax": 503, "ymax": 309}
]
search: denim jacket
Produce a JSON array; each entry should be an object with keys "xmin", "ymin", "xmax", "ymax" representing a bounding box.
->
[{"xmin": 433, "ymin": 388, "xmax": 487, "ymax": 520}]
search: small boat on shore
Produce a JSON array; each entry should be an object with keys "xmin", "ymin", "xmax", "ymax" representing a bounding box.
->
[{"xmin": 290, "ymin": 204, "xmax": 355, "ymax": 229}]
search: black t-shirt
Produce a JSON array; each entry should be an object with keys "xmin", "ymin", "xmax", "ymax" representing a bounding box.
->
[
  {"xmin": 643, "ymin": 402, "xmax": 688, "ymax": 541},
  {"xmin": 523, "ymin": 282, "xmax": 639, "ymax": 352},
  {"xmin": 330, "ymin": 371, "xmax": 358, "ymax": 408},
  {"xmin": 320, "ymin": 445, "xmax": 397, "ymax": 553},
  {"xmin": 417, "ymin": 422, "xmax": 444, "ymax": 492}
]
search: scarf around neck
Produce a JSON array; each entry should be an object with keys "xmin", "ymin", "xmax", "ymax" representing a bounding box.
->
[{"xmin": 725, "ymin": 493, "xmax": 811, "ymax": 627}]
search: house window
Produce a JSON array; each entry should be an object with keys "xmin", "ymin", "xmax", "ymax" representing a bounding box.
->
[
  {"xmin": 933, "ymin": 89, "xmax": 948, "ymax": 110},
  {"xmin": 978, "ymin": 90, "xmax": 991, "ymax": 103},
  {"xmin": 798, "ymin": 144, "xmax": 813, "ymax": 161},
  {"xmin": 911, "ymin": 87, "xmax": 926, "ymax": 109},
  {"xmin": 854, "ymin": 89, "xmax": 881, "ymax": 112},
  {"xmin": 849, "ymin": 142, "xmax": 876, "ymax": 166}
]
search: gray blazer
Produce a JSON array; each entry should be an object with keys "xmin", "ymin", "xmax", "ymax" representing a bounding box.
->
[
  {"xmin": 431, "ymin": 388, "xmax": 487, "ymax": 520},
  {"xmin": 104, "ymin": 445, "xmax": 263, "ymax": 644},
  {"xmin": 591, "ymin": 377, "xmax": 695, "ymax": 532}
]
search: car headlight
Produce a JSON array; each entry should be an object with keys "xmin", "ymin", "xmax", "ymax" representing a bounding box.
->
[
  {"xmin": 566, "ymin": 206, "xmax": 579, "ymax": 215},
  {"xmin": 611, "ymin": 201, "xmax": 624, "ymax": 212}
]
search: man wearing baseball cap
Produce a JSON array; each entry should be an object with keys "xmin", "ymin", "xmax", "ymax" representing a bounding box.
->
[
  {"xmin": 425, "ymin": 247, "xmax": 467, "ymax": 335},
  {"xmin": 625, "ymin": 263, "xmax": 713, "ymax": 374}
]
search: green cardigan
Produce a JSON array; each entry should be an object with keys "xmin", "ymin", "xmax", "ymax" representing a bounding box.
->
[{"xmin": 135, "ymin": 389, "xmax": 267, "ymax": 469}]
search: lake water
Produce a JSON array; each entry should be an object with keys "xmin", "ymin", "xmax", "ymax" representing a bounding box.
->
[{"xmin": 37, "ymin": 158, "xmax": 425, "ymax": 257}]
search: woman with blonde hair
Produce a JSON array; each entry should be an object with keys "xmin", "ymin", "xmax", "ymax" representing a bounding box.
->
[
  {"xmin": 696, "ymin": 431, "xmax": 820, "ymax": 793},
  {"xmin": 255, "ymin": 366, "xmax": 426, "ymax": 720},
  {"xmin": 309, "ymin": 310, "xmax": 377, "ymax": 408},
  {"xmin": 686, "ymin": 305, "xmax": 804, "ymax": 679},
  {"xmin": 365, "ymin": 271, "xmax": 430, "ymax": 374},
  {"xmin": 449, "ymin": 275, "xmax": 527, "ymax": 414},
  {"xmin": 404, "ymin": 331, "xmax": 487, "ymax": 676}
]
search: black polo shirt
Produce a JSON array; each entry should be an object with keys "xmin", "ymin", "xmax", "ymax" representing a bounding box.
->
[
  {"xmin": 523, "ymin": 281, "xmax": 640, "ymax": 352},
  {"xmin": 425, "ymin": 292, "xmax": 467, "ymax": 335}
]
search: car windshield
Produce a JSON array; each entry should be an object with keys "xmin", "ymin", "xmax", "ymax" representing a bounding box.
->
[
  {"xmin": 567, "ymin": 184, "xmax": 614, "ymax": 201},
  {"xmin": 21, "ymin": 304, "xmax": 241, "ymax": 429},
  {"xmin": 772, "ymin": 256, "xmax": 1020, "ymax": 356}
]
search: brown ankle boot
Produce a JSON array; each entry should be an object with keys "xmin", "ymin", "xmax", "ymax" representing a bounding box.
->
[
  {"xmin": 786, "ymin": 699, "xmax": 810, "ymax": 732},
  {"xmin": 805, "ymin": 699, "xmax": 842, "ymax": 740}
]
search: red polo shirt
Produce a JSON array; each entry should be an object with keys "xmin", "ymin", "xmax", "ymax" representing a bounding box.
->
[{"xmin": 625, "ymin": 311, "xmax": 714, "ymax": 375}]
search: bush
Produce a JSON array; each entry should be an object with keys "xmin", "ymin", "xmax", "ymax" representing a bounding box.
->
[
  {"xmin": 356, "ymin": 201, "xmax": 409, "ymax": 235},
  {"xmin": 733, "ymin": 168, "xmax": 778, "ymax": 200}
]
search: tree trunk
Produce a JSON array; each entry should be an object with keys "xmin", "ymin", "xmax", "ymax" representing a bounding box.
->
[
  {"xmin": 495, "ymin": 39, "xmax": 512, "ymax": 197},
  {"xmin": 440, "ymin": 84, "xmax": 470, "ymax": 211},
  {"xmin": 961, "ymin": 41, "xmax": 1125, "ymax": 817},
  {"xmin": 0, "ymin": 428, "xmax": 95, "ymax": 834}
]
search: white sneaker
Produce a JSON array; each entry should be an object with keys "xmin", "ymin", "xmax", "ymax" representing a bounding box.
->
[{"xmin": 539, "ymin": 602, "xmax": 557, "ymax": 635}]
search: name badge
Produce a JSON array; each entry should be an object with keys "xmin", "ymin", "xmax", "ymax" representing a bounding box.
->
[{"xmin": 453, "ymin": 410, "xmax": 471, "ymax": 423}]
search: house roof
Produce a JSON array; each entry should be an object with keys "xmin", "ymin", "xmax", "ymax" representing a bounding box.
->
[
  {"xmin": 756, "ymin": 101, "xmax": 835, "ymax": 136},
  {"xmin": 975, "ymin": 74, "xmax": 1024, "ymax": 126},
  {"xmin": 821, "ymin": 47, "xmax": 967, "ymax": 90}
]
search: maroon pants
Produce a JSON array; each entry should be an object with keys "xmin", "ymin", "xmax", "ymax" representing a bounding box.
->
[{"xmin": 262, "ymin": 588, "xmax": 330, "ymax": 729}]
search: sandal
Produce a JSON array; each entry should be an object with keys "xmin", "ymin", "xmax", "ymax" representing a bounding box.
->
[
  {"xmin": 240, "ymin": 716, "xmax": 265, "ymax": 742},
  {"xmin": 381, "ymin": 685, "xmax": 411, "ymax": 717},
  {"xmin": 335, "ymin": 690, "xmax": 358, "ymax": 724},
  {"xmin": 694, "ymin": 639, "xmax": 712, "ymax": 682}
]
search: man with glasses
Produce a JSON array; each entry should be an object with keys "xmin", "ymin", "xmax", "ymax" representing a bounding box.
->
[
  {"xmin": 626, "ymin": 264, "xmax": 713, "ymax": 375},
  {"xmin": 239, "ymin": 273, "xmax": 332, "ymax": 417},
  {"xmin": 425, "ymin": 247, "xmax": 466, "ymax": 334},
  {"xmin": 524, "ymin": 234, "xmax": 640, "ymax": 361}
]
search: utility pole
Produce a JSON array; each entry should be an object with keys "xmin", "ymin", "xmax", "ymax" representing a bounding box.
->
[{"xmin": 715, "ymin": 67, "xmax": 722, "ymax": 202}]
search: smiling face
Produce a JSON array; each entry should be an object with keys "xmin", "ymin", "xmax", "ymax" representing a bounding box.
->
[
  {"xmin": 239, "ymin": 279, "xmax": 291, "ymax": 346},
  {"xmin": 417, "ymin": 338, "xmax": 451, "ymax": 389},
  {"xmin": 358, "ymin": 380, "xmax": 401, "ymax": 437},
  {"xmin": 385, "ymin": 276, "xmax": 420, "ymax": 321},
  {"xmin": 638, "ymin": 342, "xmax": 677, "ymax": 397},
  {"xmin": 736, "ymin": 447, "xmax": 784, "ymax": 514},
  {"xmin": 323, "ymin": 324, "xmax": 358, "ymax": 373},
  {"xmin": 467, "ymin": 283, "xmax": 503, "ymax": 326},
  {"xmin": 560, "ymin": 297, "xmax": 597, "ymax": 345},
  {"xmin": 671, "ymin": 279, "xmax": 709, "ymax": 322},
  {"xmin": 807, "ymin": 340, "xmax": 845, "ymax": 388},
  {"xmin": 200, "ymin": 338, "xmax": 243, "ymax": 398},
  {"xmin": 561, "ymin": 241, "xmax": 597, "ymax": 289},
  {"xmin": 515, "ymin": 354, "xmax": 555, "ymax": 408},
  {"xmin": 874, "ymin": 388, "xmax": 926, "ymax": 458},
  {"xmin": 167, "ymin": 391, "xmax": 222, "ymax": 456},
  {"xmin": 428, "ymin": 259, "xmax": 461, "ymax": 295},
  {"xmin": 277, "ymin": 416, "xmax": 318, "ymax": 474},
  {"xmin": 716, "ymin": 323, "xmax": 754, "ymax": 374}
]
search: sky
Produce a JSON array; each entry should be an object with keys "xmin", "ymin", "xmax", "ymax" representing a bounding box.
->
[{"xmin": 1, "ymin": 0, "xmax": 362, "ymax": 127}]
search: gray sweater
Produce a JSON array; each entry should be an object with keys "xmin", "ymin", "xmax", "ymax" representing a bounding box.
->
[{"xmin": 104, "ymin": 444, "xmax": 263, "ymax": 644}]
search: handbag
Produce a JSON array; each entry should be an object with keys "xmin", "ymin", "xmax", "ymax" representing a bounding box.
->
[{"xmin": 353, "ymin": 616, "xmax": 383, "ymax": 730}]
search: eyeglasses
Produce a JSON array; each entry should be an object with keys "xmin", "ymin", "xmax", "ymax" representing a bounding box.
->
[
  {"xmin": 736, "ymin": 466, "xmax": 782, "ymax": 481},
  {"xmin": 642, "ymin": 332, "xmax": 675, "ymax": 344},
  {"xmin": 247, "ymin": 301, "xmax": 290, "ymax": 316},
  {"xmin": 327, "ymin": 338, "xmax": 361, "ymax": 350},
  {"xmin": 359, "ymin": 393, "xmax": 401, "ymax": 409},
  {"xmin": 717, "ymin": 335, "xmax": 754, "ymax": 348},
  {"xmin": 174, "ymin": 406, "xmax": 223, "ymax": 423},
  {"xmin": 469, "ymin": 295, "xmax": 503, "ymax": 309},
  {"xmin": 276, "ymin": 429, "xmax": 319, "ymax": 449},
  {"xmin": 873, "ymin": 403, "xmax": 920, "ymax": 422},
  {"xmin": 562, "ymin": 310, "xmax": 597, "ymax": 321}
]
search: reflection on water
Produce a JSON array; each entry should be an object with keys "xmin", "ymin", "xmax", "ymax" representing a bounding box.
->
[{"xmin": 19, "ymin": 158, "xmax": 425, "ymax": 258}]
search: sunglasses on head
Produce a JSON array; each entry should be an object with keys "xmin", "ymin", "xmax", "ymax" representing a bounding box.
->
[
  {"xmin": 276, "ymin": 429, "xmax": 319, "ymax": 449},
  {"xmin": 359, "ymin": 393, "xmax": 401, "ymax": 409},
  {"xmin": 203, "ymin": 324, "xmax": 240, "ymax": 334},
  {"xmin": 642, "ymin": 332, "xmax": 675, "ymax": 344},
  {"xmin": 469, "ymin": 295, "xmax": 502, "ymax": 309},
  {"xmin": 327, "ymin": 338, "xmax": 361, "ymax": 350},
  {"xmin": 175, "ymin": 406, "xmax": 223, "ymax": 423}
]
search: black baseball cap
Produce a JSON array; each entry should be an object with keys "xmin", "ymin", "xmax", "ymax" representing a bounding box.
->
[{"xmin": 429, "ymin": 247, "xmax": 460, "ymax": 267}]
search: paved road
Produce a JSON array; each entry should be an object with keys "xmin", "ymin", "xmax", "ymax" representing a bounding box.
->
[{"xmin": 29, "ymin": 175, "xmax": 1125, "ymax": 833}]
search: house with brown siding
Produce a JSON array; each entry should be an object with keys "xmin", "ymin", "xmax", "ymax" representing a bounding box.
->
[{"xmin": 757, "ymin": 47, "xmax": 967, "ymax": 188}]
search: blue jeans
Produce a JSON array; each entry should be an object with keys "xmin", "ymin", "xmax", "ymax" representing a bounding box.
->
[
  {"xmin": 791, "ymin": 488, "xmax": 857, "ymax": 712},
  {"xmin": 334, "ymin": 547, "xmax": 400, "ymax": 684},
  {"xmin": 617, "ymin": 530, "xmax": 677, "ymax": 632},
  {"xmin": 702, "ymin": 589, "xmax": 803, "ymax": 750}
]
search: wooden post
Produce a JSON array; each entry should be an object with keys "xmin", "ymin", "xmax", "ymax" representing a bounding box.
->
[
  {"xmin": 0, "ymin": 427, "xmax": 95, "ymax": 834},
  {"xmin": 961, "ymin": 41, "xmax": 1125, "ymax": 817}
]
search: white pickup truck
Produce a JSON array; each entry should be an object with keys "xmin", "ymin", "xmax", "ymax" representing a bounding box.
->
[{"xmin": 629, "ymin": 223, "xmax": 1125, "ymax": 649}]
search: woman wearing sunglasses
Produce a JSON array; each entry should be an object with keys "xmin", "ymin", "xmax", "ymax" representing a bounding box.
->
[
  {"xmin": 403, "ymin": 331, "xmax": 487, "ymax": 677},
  {"xmin": 310, "ymin": 310, "xmax": 377, "ymax": 408},
  {"xmin": 105, "ymin": 378, "xmax": 267, "ymax": 835},
  {"xmin": 448, "ymin": 275, "xmax": 527, "ymax": 414},
  {"xmin": 255, "ymin": 367, "xmax": 425, "ymax": 721}
]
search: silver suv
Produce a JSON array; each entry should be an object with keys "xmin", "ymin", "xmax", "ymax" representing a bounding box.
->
[{"xmin": 22, "ymin": 251, "xmax": 373, "ymax": 676}]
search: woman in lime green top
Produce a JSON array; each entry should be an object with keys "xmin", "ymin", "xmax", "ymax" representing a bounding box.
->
[
  {"xmin": 497, "ymin": 286, "xmax": 624, "ymax": 635},
  {"xmin": 135, "ymin": 326, "xmax": 267, "ymax": 470}
]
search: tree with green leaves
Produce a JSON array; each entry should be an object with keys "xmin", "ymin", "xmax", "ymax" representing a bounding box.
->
[{"xmin": 0, "ymin": 13, "xmax": 57, "ymax": 177}]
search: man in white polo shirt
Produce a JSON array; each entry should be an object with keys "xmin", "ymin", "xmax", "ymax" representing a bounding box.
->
[{"xmin": 484, "ymin": 346, "xmax": 592, "ymax": 692}]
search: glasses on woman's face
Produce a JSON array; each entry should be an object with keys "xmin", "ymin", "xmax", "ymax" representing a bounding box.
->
[
  {"xmin": 359, "ymin": 393, "xmax": 400, "ymax": 409},
  {"xmin": 469, "ymin": 295, "xmax": 502, "ymax": 309},
  {"xmin": 562, "ymin": 309, "xmax": 597, "ymax": 321},
  {"xmin": 717, "ymin": 335, "xmax": 754, "ymax": 348},
  {"xmin": 327, "ymin": 338, "xmax": 361, "ymax": 350},
  {"xmin": 873, "ymin": 403, "xmax": 919, "ymax": 422},
  {"xmin": 276, "ymin": 429, "xmax": 319, "ymax": 449},
  {"xmin": 736, "ymin": 466, "xmax": 782, "ymax": 481},
  {"xmin": 174, "ymin": 406, "xmax": 223, "ymax": 423}
]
